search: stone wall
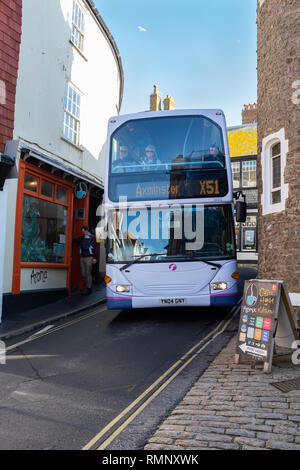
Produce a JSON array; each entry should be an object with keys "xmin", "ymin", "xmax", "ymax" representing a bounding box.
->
[
  {"xmin": 257, "ymin": 0, "xmax": 300, "ymax": 315},
  {"xmin": 0, "ymin": 0, "xmax": 22, "ymax": 153}
]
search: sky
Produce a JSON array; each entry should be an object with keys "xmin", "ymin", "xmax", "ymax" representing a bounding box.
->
[{"xmin": 94, "ymin": 0, "xmax": 257, "ymax": 127}]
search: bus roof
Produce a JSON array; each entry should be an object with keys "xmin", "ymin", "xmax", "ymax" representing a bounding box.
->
[{"xmin": 109, "ymin": 109, "xmax": 226, "ymax": 126}]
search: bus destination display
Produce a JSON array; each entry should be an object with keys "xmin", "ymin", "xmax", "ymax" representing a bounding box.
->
[{"xmin": 111, "ymin": 171, "xmax": 228, "ymax": 201}]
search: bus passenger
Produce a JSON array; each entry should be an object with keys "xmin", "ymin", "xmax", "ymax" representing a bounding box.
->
[
  {"xmin": 142, "ymin": 145, "xmax": 162, "ymax": 171},
  {"xmin": 206, "ymin": 144, "xmax": 225, "ymax": 167},
  {"xmin": 112, "ymin": 146, "xmax": 139, "ymax": 173}
]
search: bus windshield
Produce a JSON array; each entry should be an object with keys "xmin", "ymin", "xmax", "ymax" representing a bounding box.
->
[
  {"xmin": 106, "ymin": 205, "xmax": 235, "ymax": 264},
  {"xmin": 108, "ymin": 115, "xmax": 228, "ymax": 202}
]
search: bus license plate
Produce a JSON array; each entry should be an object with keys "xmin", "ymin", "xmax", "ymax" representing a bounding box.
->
[{"xmin": 159, "ymin": 298, "xmax": 187, "ymax": 306}]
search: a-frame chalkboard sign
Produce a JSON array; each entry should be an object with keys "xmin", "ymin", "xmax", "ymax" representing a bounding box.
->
[{"xmin": 235, "ymin": 279, "xmax": 299, "ymax": 374}]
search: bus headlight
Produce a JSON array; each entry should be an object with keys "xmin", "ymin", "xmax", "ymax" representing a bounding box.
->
[
  {"xmin": 116, "ymin": 285, "xmax": 131, "ymax": 293},
  {"xmin": 212, "ymin": 282, "xmax": 228, "ymax": 291}
]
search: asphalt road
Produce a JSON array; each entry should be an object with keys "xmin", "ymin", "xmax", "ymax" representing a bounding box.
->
[{"xmin": 0, "ymin": 265, "xmax": 257, "ymax": 450}]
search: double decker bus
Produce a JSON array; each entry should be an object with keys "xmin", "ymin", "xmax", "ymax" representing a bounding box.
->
[{"xmin": 102, "ymin": 109, "xmax": 245, "ymax": 310}]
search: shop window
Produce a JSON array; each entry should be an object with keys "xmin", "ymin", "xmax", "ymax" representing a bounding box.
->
[
  {"xmin": 56, "ymin": 186, "xmax": 67, "ymax": 202},
  {"xmin": 241, "ymin": 215, "xmax": 257, "ymax": 251},
  {"xmin": 21, "ymin": 195, "xmax": 67, "ymax": 264},
  {"xmin": 71, "ymin": 0, "xmax": 85, "ymax": 52},
  {"xmin": 242, "ymin": 160, "xmax": 257, "ymax": 188},
  {"xmin": 41, "ymin": 180, "xmax": 54, "ymax": 198},
  {"xmin": 21, "ymin": 171, "xmax": 71, "ymax": 265},
  {"xmin": 231, "ymin": 161, "xmax": 240, "ymax": 189},
  {"xmin": 24, "ymin": 174, "xmax": 38, "ymax": 193}
]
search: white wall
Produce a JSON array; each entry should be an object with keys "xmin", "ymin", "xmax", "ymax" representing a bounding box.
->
[
  {"xmin": 2, "ymin": 178, "xmax": 18, "ymax": 294},
  {"xmin": 14, "ymin": 0, "xmax": 121, "ymax": 183}
]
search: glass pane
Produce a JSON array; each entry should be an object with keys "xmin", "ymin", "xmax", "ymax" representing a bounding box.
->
[
  {"xmin": 272, "ymin": 190, "xmax": 281, "ymax": 204},
  {"xmin": 231, "ymin": 162, "xmax": 240, "ymax": 189},
  {"xmin": 242, "ymin": 228, "xmax": 256, "ymax": 250},
  {"xmin": 107, "ymin": 205, "xmax": 235, "ymax": 263},
  {"xmin": 242, "ymin": 160, "xmax": 257, "ymax": 187},
  {"xmin": 272, "ymin": 142, "xmax": 280, "ymax": 157},
  {"xmin": 41, "ymin": 180, "xmax": 53, "ymax": 198},
  {"xmin": 21, "ymin": 195, "xmax": 67, "ymax": 264},
  {"xmin": 109, "ymin": 115, "xmax": 228, "ymax": 202},
  {"xmin": 272, "ymin": 155, "xmax": 281, "ymax": 189},
  {"xmin": 56, "ymin": 186, "xmax": 67, "ymax": 202},
  {"xmin": 24, "ymin": 174, "xmax": 38, "ymax": 193},
  {"xmin": 110, "ymin": 116, "xmax": 226, "ymax": 174}
]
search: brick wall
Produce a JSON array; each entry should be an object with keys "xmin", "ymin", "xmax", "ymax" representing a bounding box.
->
[
  {"xmin": 242, "ymin": 104, "xmax": 257, "ymax": 125},
  {"xmin": 0, "ymin": 0, "xmax": 22, "ymax": 153},
  {"xmin": 257, "ymin": 0, "xmax": 300, "ymax": 315}
]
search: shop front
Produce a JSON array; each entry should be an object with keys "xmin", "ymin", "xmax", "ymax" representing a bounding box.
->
[
  {"xmin": 235, "ymin": 214, "xmax": 258, "ymax": 262},
  {"xmin": 10, "ymin": 159, "xmax": 73, "ymax": 312},
  {"xmin": 2, "ymin": 147, "xmax": 103, "ymax": 320}
]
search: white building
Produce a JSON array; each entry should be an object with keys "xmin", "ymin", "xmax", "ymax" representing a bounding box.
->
[{"xmin": 1, "ymin": 0, "xmax": 123, "ymax": 320}]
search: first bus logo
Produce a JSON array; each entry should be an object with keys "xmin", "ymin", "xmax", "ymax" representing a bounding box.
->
[{"xmin": 169, "ymin": 264, "xmax": 177, "ymax": 271}]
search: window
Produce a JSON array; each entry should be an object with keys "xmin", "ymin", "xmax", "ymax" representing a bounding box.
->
[
  {"xmin": 63, "ymin": 82, "xmax": 81, "ymax": 146},
  {"xmin": 231, "ymin": 161, "xmax": 240, "ymax": 189},
  {"xmin": 242, "ymin": 160, "xmax": 257, "ymax": 187},
  {"xmin": 241, "ymin": 215, "xmax": 257, "ymax": 251},
  {"xmin": 56, "ymin": 186, "xmax": 67, "ymax": 202},
  {"xmin": 21, "ymin": 195, "xmax": 68, "ymax": 264},
  {"xmin": 271, "ymin": 143, "xmax": 281, "ymax": 204},
  {"xmin": 71, "ymin": 0, "xmax": 85, "ymax": 51},
  {"xmin": 261, "ymin": 128, "xmax": 289, "ymax": 216},
  {"xmin": 108, "ymin": 115, "xmax": 228, "ymax": 202},
  {"xmin": 107, "ymin": 205, "xmax": 235, "ymax": 263},
  {"xmin": 41, "ymin": 180, "xmax": 54, "ymax": 198},
  {"xmin": 22, "ymin": 172, "xmax": 70, "ymax": 265},
  {"xmin": 24, "ymin": 174, "xmax": 38, "ymax": 192}
]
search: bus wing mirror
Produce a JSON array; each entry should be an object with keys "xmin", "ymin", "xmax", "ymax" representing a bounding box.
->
[
  {"xmin": 236, "ymin": 200, "xmax": 247, "ymax": 223},
  {"xmin": 234, "ymin": 191, "xmax": 247, "ymax": 223}
]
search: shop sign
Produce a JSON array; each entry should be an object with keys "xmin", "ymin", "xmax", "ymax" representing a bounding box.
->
[
  {"xmin": 235, "ymin": 279, "xmax": 299, "ymax": 373},
  {"xmin": 74, "ymin": 182, "xmax": 88, "ymax": 199},
  {"xmin": 20, "ymin": 268, "xmax": 67, "ymax": 291}
]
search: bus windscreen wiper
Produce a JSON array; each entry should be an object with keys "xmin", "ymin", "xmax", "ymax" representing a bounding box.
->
[
  {"xmin": 120, "ymin": 253, "xmax": 166, "ymax": 271},
  {"xmin": 166, "ymin": 254, "xmax": 222, "ymax": 269}
]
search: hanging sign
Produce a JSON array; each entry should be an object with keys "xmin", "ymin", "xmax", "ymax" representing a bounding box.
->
[
  {"xmin": 74, "ymin": 182, "xmax": 88, "ymax": 199},
  {"xmin": 235, "ymin": 279, "xmax": 299, "ymax": 374}
]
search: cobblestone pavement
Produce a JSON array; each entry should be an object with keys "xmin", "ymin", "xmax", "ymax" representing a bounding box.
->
[{"xmin": 145, "ymin": 336, "xmax": 300, "ymax": 450}]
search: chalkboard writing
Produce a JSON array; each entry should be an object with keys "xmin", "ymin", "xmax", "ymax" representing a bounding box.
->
[{"xmin": 235, "ymin": 279, "xmax": 299, "ymax": 373}]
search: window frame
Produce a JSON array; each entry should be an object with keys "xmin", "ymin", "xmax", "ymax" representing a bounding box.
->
[
  {"xmin": 261, "ymin": 128, "xmax": 289, "ymax": 216},
  {"xmin": 63, "ymin": 82, "xmax": 81, "ymax": 146},
  {"xmin": 71, "ymin": 0, "xmax": 85, "ymax": 52}
]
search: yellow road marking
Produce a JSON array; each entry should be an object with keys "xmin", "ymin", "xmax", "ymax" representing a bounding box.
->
[
  {"xmin": 96, "ymin": 308, "xmax": 238, "ymax": 450},
  {"xmin": 6, "ymin": 306, "xmax": 107, "ymax": 352},
  {"xmin": 83, "ymin": 302, "xmax": 241, "ymax": 450}
]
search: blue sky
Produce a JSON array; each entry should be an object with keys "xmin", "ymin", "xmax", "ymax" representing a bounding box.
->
[{"xmin": 95, "ymin": 0, "xmax": 257, "ymax": 127}]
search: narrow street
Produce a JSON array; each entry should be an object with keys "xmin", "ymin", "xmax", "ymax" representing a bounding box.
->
[{"xmin": 0, "ymin": 267, "xmax": 256, "ymax": 450}]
